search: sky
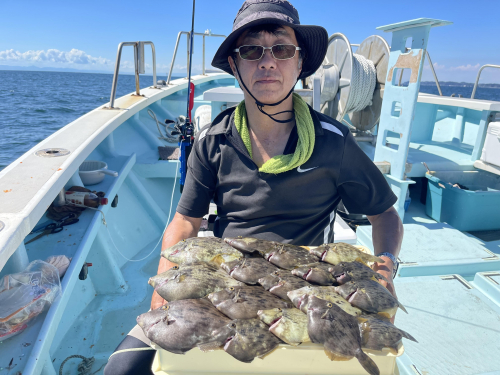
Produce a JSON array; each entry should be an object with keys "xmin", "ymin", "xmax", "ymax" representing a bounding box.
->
[{"xmin": 1, "ymin": 0, "xmax": 500, "ymax": 83}]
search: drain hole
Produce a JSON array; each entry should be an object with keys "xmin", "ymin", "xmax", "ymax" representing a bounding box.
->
[{"xmin": 35, "ymin": 148, "xmax": 70, "ymax": 158}]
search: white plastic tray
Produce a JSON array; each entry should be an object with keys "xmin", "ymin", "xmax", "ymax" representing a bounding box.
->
[{"xmin": 151, "ymin": 342, "xmax": 403, "ymax": 375}]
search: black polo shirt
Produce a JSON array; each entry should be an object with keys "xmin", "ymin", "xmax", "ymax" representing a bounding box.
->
[{"xmin": 176, "ymin": 105, "xmax": 397, "ymax": 246}]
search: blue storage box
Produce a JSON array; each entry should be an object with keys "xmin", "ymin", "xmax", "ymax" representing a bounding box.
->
[{"xmin": 425, "ymin": 170, "xmax": 500, "ymax": 231}]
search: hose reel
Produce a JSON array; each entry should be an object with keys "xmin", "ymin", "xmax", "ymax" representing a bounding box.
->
[{"xmin": 309, "ymin": 33, "xmax": 390, "ymax": 131}]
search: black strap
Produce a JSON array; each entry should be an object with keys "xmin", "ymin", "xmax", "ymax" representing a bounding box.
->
[{"xmin": 234, "ymin": 63, "xmax": 297, "ymax": 124}]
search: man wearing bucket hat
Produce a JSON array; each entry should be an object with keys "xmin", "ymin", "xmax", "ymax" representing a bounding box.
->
[{"xmin": 104, "ymin": 1, "xmax": 403, "ymax": 374}]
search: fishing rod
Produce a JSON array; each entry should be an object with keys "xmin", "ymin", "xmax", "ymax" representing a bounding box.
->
[{"xmin": 178, "ymin": 0, "xmax": 196, "ymax": 193}]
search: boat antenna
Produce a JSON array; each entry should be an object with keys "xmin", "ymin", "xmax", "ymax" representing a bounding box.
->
[{"xmin": 178, "ymin": 0, "xmax": 196, "ymax": 193}]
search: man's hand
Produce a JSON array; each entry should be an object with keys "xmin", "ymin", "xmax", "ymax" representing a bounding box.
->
[
  {"xmin": 373, "ymin": 258, "xmax": 397, "ymax": 323},
  {"xmin": 150, "ymin": 213, "xmax": 202, "ymax": 310},
  {"xmin": 151, "ymin": 290, "xmax": 167, "ymax": 310},
  {"xmin": 150, "ymin": 258, "xmax": 178, "ymax": 310},
  {"xmin": 367, "ymin": 206, "xmax": 403, "ymax": 323}
]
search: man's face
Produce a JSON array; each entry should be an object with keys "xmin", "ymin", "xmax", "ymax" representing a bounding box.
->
[{"xmin": 228, "ymin": 25, "xmax": 302, "ymax": 104}]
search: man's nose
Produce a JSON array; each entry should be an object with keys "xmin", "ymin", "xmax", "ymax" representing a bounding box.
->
[{"xmin": 258, "ymin": 48, "xmax": 276, "ymax": 70}]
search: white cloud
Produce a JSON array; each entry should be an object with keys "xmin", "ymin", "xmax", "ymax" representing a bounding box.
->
[
  {"xmin": 432, "ymin": 62, "xmax": 445, "ymax": 70},
  {"xmin": 449, "ymin": 63, "xmax": 481, "ymax": 71},
  {"xmin": 0, "ymin": 48, "xmax": 188, "ymax": 75},
  {"xmin": 0, "ymin": 48, "xmax": 112, "ymax": 66}
]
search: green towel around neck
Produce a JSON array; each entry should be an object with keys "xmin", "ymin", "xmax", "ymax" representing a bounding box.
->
[{"xmin": 233, "ymin": 93, "xmax": 315, "ymax": 174}]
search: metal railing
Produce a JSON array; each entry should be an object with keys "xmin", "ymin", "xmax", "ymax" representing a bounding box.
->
[
  {"xmin": 167, "ymin": 30, "xmax": 226, "ymax": 84},
  {"xmin": 471, "ymin": 64, "xmax": 500, "ymax": 99},
  {"xmin": 108, "ymin": 41, "xmax": 157, "ymax": 109},
  {"xmin": 424, "ymin": 50, "xmax": 442, "ymax": 96}
]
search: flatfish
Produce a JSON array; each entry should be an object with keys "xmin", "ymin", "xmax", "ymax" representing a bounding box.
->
[
  {"xmin": 148, "ymin": 263, "xmax": 244, "ymax": 301},
  {"xmin": 136, "ymin": 299, "xmax": 231, "ymax": 354},
  {"xmin": 162, "ymin": 237, "xmax": 243, "ymax": 266}
]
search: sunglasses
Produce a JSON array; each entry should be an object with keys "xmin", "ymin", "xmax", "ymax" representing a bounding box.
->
[{"xmin": 233, "ymin": 44, "xmax": 301, "ymax": 61}]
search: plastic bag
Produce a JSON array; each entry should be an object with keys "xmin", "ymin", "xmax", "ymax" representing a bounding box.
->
[{"xmin": 0, "ymin": 260, "xmax": 61, "ymax": 341}]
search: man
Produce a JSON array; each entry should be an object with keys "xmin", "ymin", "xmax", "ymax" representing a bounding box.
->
[{"xmin": 104, "ymin": 1, "xmax": 403, "ymax": 374}]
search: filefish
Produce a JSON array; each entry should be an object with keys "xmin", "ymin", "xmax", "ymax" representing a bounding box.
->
[
  {"xmin": 221, "ymin": 257, "xmax": 279, "ymax": 284},
  {"xmin": 359, "ymin": 314, "xmax": 417, "ymax": 354},
  {"xmin": 258, "ymin": 307, "xmax": 310, "ymax": 346},
  {"xmin": 198, "ymin": 319, "xmax": 282, "ymax": 363},
  {"xmin": 287, "ymin": 285, "xmax": 362, "ymax": 316},
  {"xmin": 258, "ymin": 270, "xmax": 311, "ymax": 300},
  {"xmin": 208, "ymin": 285, "xmax": 293, "ymax": 319},
  {"xmin": 330, "ymin": 261, "xmax": 390, "ymax": 285},
  {"xmin": 136, "ymin": 299, "xmax": 231, "ymax": 354},
  {"xmin": 335, "ymin": 279, "xmax": 407, "ymax": 318},
  {"xmin": 310, "ymin": 243, "xmax": 384, "ymax": 265},
  {"xmin": 162, "ymin": 237, "xmax": 243, "ymax": 267},
  {"xmin": 225, "ymin": 237, "xmax": 318, "ymax": 269},
  {"xmin": 148, "ymin": 263, "xmax": 244, "ymax": 301},
  {"xmin": 291, "ymin": 263, "xmax": 337, "ymax": 285},
  {"xmin": 307, "ymin": 296, "xmax": 380, "ymax": 375}
]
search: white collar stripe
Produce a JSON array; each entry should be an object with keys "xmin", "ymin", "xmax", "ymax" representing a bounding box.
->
[
  {"xmin": 320, "ymin": 121, "xmax": 344, "ymax": 137},
  {"xmin": 199, "ymin": 128, "xmax": 209, "ymax": 140}
]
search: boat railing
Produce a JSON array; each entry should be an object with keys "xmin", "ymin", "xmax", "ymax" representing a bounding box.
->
[
  {"xmin": 471, "ymin": 64, "xmax": 500, "ymax": 99},
  {"xmin": 108, "ymin": 41, "xmax": 157, "ymax": 109},
  {"xmin": 167, "ymin": 30, "xmax": 226, "ymax": 84}
]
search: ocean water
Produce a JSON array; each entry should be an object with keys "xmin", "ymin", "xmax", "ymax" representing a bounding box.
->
[
  {"xmin": 1, "ymin": 70, "xmax": 499, "ymax": 171},
  {"xmin": 0, "ymin": 70, "xmax": 177, "ymax": 170}
]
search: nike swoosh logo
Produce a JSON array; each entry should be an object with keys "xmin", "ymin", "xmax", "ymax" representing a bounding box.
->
[{"xmin": 297, "ymin": 166, "xmax": 318, "ymax": 173}]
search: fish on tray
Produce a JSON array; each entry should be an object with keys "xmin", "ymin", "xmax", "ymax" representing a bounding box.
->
[
  {"xmin": 162, "ymin": 237, "xmax": 243, "ymax": 267},
  {"xmin": 258, "ymin": 307, "xmax": 310, "ymax": 345},
  {"xmin": 359, "ymin": 314, "xmax": 417, "ymax": 354},
  {"xmin": 258, "ymin": 270, "xmax": 311, "ymax": 300},
  {"xmin": 225, "ymin": 237, "xmax": 318, "ymax": 269},
  {"xmin": 221, "ymin": 257, "xmax": 279, "ymax": 284},
  {"xmin": 148, "ymin": 263, "xmax": 244, "ymax": 301},
  {"xmin": 198, "ymin": 318, "xmax": 282, "ymax": 363},
  {"xmin": 330, "ymin": 261, "xmax": 389, "ymax": 285},
  {"xmin": 310, "ymin": 242, "xmax": 384, "ymax": 265},
  {"xmin": 136, "ymin": 299, "xmax": 231, "ymax": 354},
  {"xmin": 292, "ymin": 263, "xmax": 337, "ymax": 285},
  {"xmin": 335, "ymin": 279, "xmax": 407, "ymax": 318},
  {"xmin": 287, "ymin": 285, "xmax": 362, "ymax": 316},
  {"xmin": 307, "ymin": 296, "xmax": 380, "ymax": 375},
  {"xmin": 208, "ymin": 285, "xmax": 293, "ymax": 319}
]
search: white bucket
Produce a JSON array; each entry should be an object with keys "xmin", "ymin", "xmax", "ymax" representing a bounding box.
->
[{"xmin": 79, "ymin": 160, "xmax": 118, "ymax": 186}]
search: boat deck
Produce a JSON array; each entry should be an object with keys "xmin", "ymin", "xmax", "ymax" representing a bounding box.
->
[{"xmin": 358, "ymin": 184, "xmax": 500, "ymax": 375}]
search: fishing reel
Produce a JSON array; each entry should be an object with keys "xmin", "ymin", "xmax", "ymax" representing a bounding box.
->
[
  {"xmin": 170, "ymin": 115, "xmax": 195, "ymax": 193},
  {"xmin": 308, "ymin": 34, "xmax": 390, "ymax": 131}
]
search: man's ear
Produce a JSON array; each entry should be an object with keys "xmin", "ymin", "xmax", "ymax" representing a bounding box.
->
[{"xmin": 228, "ymin": 55, "xmax": 237, "ymax": 76}]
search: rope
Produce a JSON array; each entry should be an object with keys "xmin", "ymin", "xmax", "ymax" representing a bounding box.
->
[
  {"xmin": 59, "ymin": 354, "xmax": 102, "ymax": 375},
  {"xmin": 344, "ymin": 54, "xmax": 377, "ymax": 113},
  {"xmin": 148, "ymin": 109, "xmax": 179, "ymax": 143}
]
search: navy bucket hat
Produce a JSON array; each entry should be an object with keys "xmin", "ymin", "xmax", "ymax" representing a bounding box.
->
[{"xmin": 212, "ymin": 0, "xmax": 328, "ymax": 79}]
